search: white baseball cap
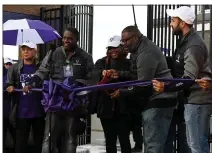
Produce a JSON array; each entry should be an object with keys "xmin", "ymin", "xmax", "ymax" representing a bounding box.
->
[
  {"xmin": 4, "ymin": 57, "xmax": 13, "ymax": 64},
  {"xmin": 107, "ymin": 35, "xmax": 121, "ymax": 48},
  {"xmin": 166, "ymin": 6, "xmax": 195, "ymax": 25},
  {"xmin": 21, "ymin": 40, "xmax": 37, "ymax": 50}
]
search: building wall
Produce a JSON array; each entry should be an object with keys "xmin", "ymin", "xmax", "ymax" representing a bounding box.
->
[{"xmin": 3, "ymin": 5, "xmax": 61, "ymax": 16}]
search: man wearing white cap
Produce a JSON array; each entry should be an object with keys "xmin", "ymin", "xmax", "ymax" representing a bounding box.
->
[
  {"xmin": 153, "ymin": 6, "xmax": 212, "ymax": 153},
  {"xmin": 5, "ymin": 40, "xmax": 45, "ymax": 153}
]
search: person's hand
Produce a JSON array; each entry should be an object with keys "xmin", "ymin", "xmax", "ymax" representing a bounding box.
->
[
  {"xmin": 6, "ymin": 86, "xmax": 15, "ymax": 93},
  {"xmin": 110, "ymin": 89, "xmax": 120, "ymax": 99},
  {"xmin": 152, "ymin": 80, "xmax": 165, "ymax": 93},
  {"xmin": 108, "ymin": 69, "xmax": 119, "ymax": 79},
  {"xmin": 23, "ymin": 85, "xmax": 32, "ymax": 93},
  {"xmin": 196, "ymin": 79, "xmax": 212, "ymax": 91},
  {"xmin": 102, "ymin": 70, "xmax": 110, "ymax": 76}
]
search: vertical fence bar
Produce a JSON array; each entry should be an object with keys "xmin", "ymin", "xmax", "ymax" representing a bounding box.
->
[
  {"xmin": 202, "ymin": 5, "xmax": 205, "ymax": 39},
  {"xmin": 59, "ymin": 6, "xmax": 64, "ymax": 47},
  {"xmin": 167, "ymin": 5, "xmax": 171, "ymax": 56},
  {"xmin": 209, "ymin": 5, "xmax": 212, "ymax": 66},
  {"xmin": 83, "ymin": 5, "xmax": 86, "ymax": 51},
  {"xmin": 157, "ymin": 5, "xmax": 161, "ymax": 47},
  {"xmin": 147, "ymin": 5, "xmax": 153, "ymax": 40},
  {"xmin": 88, "ymin": 5, "xmax": 93, "ymax": 55},
  {"xmin": 153, "ymin": 5, "xmax": 157, "ymax": 44},
  {"xmin": 171, "ymin": 5, "xmax": 176, "ymax": 56},
  {"xmin": 54, "ymin": 9, "xmax": 57, "ymax": 45},
  {"xmin": 160, "ymin": 5, "xmax": 164, "ymax": 53},
  {"xmin": 164, "ymin": 5, "xmax": 168, "ymax": 56},
  {"xmin": 195, "ymin": 5, "xmax": 198, "ymax": 30}
]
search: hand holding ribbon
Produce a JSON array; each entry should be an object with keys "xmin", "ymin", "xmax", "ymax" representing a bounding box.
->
[
  {"xmin": 152, "ymin": 80, "xmax": 165, "ymax": 93},
  {"xmin": 23, "ymin": 85, "xmax": 32, "ymax": 94},
  {"xmin": 108, "ymin": 69, "xmax": 119, "ymax": 79},
  {"xmin": 196, "ymin": 78, "xmax": 212, "ymax": 91},
  {"xmin": 6, "ymin": 86, "xmax": 15, "ymax": 93}
]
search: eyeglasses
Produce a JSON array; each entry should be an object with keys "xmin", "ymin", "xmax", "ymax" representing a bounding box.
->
[{"xmin": 121, "ymin": 35, "xmax": 135, "ymax": 45}]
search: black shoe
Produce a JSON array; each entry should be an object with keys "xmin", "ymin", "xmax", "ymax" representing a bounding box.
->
[{"xmin": 131, "ymin": 144, "xmax": 143, "ymax": 152}]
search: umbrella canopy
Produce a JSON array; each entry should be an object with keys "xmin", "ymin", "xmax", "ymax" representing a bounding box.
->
[{"xmin": 3, "ymin": 18, "xmax": 61, "ymax": 45}]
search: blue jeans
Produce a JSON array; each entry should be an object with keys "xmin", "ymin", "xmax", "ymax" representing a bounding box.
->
[
  {"xmin": 142, "ymin": 107, "xmax": 175, "ymax": 153},
  {"xmin": 184, "ymin": 104, "xmax": 212, "ymax": 153}
]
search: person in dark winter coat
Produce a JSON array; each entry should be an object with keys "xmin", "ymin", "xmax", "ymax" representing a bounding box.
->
[
  {"xmin": 3, "ymin": 58, "xmax": 16, "ymax": 153},
  {"xmin": 92, "ymin": 35, "xmax": 134, "ymax": 153}
]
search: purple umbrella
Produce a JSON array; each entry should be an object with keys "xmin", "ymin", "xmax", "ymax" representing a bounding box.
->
[{"xmin": 3, "ymin": 18, "xmax": 61, "ymax": 45}]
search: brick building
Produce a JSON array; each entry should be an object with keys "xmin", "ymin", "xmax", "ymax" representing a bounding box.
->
[{"xmin": 3, "ymin": 5, "xmax": 60, "ymax": 16}]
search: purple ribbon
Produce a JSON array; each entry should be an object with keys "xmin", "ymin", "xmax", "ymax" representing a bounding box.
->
[
  {"xmin": 4, "ymin": 78, "xmax": 197, "ymax": 112},
  {"xmin": 3, "ymin": 78, "xmax": 195, "ymax": 93}
]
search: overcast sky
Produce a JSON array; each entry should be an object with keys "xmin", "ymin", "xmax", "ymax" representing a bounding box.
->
[{"xmin": 92, "ymin": 5, "xmax": 147, "ymax": 61}]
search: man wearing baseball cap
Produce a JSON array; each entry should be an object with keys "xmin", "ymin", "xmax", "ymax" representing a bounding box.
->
[
  {"xmin": 5, "ymin": 40, "xmax": 45, "ymax": 153},
  {"xmin": 153, "ymin": 6, "xmax": 212, "ymax": 153}
]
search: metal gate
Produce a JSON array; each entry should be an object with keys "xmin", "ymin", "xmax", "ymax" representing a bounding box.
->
[
  {"xmin": 40, "ymin": 6, "xmax": 64, "ymax": 59},
  {"xmin": 147, "ymin": 5, "xmax": 212, "ymax": 61},
  {"xmin": 40, "ymin": 5, "xmax": 94, "ymax": 145},
  {"xmin": 147, "ymin": 4, "xmax": 212, "ymax": 152}
]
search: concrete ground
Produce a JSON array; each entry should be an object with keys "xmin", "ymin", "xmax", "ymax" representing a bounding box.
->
[{"xmin": 76, "ymin": 131, "xmax": 143, "ymax": 153}]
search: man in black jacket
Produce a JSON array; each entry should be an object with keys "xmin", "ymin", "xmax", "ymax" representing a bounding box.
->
[
  {"xmin": 111, "ymin": 26, "xmax": 177, "ymax": 153},
  {"xmin": 153, "ymin": 6, "xmax": 212, "ymax": 153},
  {"xmin": 27, "ymin": 27, "xmax": 94, "ymax": 153}
]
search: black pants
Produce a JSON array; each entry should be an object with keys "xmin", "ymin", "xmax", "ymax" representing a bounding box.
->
[
  {"xmin": 130, "ymin": 112, "xmax": 143, "ymax": 145},
  {"xmin": 3, "ymin": 118, "xmax": 16, "ymax": 151},
  {"xmin": 14, "ymin": 117, "xmax": 45, "ymax": 153},
  {"xmin": 42, "ymin": 112, "xmax": 79, "ymax": 153},
  {"xmin": 100, "ymin": 116, "xmax": 131, "ymax": 153}
]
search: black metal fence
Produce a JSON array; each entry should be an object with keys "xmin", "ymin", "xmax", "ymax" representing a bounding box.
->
[
  {"xmin": 147, "ymin": 5, "xmax": 212, "ymax": 61},
  {"xmin": 63, "ymin": 5, "xmax": 94, "ymax": 55},
  {"xmin": 40, "ymin": 5, "xmax": 94, "ymax": 145},
  {"xmin": 147, "ymin": 4, "xmax": 212, "ymax": 152},
  {"xmin": 39, "ymin": 6, "xmax": 64, "ymax": 59}
]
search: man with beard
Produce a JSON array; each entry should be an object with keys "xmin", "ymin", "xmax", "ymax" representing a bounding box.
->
[
  {"xmin": 24, "ymin": 27, "xmax": 94, "ymax": 153},
  {"xmin": 152, "ymin": 6, "xmax": 212, "ymax": 153},
  {"xmin": 111, "ymin": 26, "xmax": 178, "ymax": 153}
]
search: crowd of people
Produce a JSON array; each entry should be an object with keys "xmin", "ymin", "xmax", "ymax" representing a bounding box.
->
[{"xmin": 3, "ymin": 6, "xmax": 212, "ymax": 153}]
